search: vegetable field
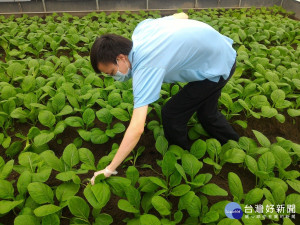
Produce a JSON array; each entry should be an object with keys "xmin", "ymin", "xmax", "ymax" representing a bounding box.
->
[{"xmin": 0, "ymin": 5, "xmax": 300, "ymax": 225}]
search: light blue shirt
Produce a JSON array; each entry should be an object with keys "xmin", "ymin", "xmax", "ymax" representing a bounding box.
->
[{"xmin": 128, "ymin": 16, "xmax": 237, "ymax": 109}]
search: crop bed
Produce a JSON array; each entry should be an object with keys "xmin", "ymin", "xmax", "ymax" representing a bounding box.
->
[{"xmin": 0, "ymin": 5, "xmax": 300, "ymax": 225}]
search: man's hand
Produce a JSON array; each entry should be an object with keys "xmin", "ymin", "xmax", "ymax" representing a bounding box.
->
[
  {"xmin": 90, "ymin": 167, "xmax": 117, "ymax": 185},
  {"xmin": 90, "ymin": 169, "xmax": 110, "ymax": 185},
  {"xmin": 172, "ymin": 12, "xmax": 189, "ymax": 19}
]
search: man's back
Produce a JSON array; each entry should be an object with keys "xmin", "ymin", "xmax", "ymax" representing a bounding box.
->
[{"xmin": 130, "ymin": 16, "xmax": 237, "ymax": 83}]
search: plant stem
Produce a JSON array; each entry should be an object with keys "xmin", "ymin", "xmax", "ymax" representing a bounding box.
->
[
  {"xmin": 255, "ymin": 175, "xmax": 257, "ymax": 187},
  {"xmin": 74, "ymin": 217, "xmax": 90, "ymax": 224},
  {"xmin": 60, "ymin": 216, "xmax": 70, "ymax": 220}
]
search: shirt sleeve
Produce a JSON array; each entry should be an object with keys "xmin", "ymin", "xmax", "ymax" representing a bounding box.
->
[{"xmin": 132, "ymin": 67, "xmax": 166, "ymax": 109}]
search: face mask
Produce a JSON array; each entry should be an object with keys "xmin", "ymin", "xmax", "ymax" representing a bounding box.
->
[{"xmin": 113, "ymin": 59, "xmax": 131, "ymax": 82}]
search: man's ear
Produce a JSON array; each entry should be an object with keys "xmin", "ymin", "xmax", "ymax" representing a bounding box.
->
[{"xmin": 116, "ymin": 54, "xmax": 126, "ymax": 61}]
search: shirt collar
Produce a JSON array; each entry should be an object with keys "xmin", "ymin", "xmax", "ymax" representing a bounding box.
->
[{"xmin": 128, "ymin": 49, "xmax": 134, "ymax": 66}]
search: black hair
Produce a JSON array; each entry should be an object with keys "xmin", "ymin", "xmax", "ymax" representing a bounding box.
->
[{"xmin": 90, "ymin": 34, "xmax": 133, "ymax": 73}]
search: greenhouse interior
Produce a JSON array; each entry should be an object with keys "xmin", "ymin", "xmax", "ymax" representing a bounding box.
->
[{"xmin": 0, "ymin": 0, "xmax": 300, "ymax": 225}]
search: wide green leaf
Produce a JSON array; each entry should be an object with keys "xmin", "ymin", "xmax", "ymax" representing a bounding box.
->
[
  {"xmin": 96, "ymin": 108, "xmax": 113, "ymax": 124},
  {"xmin": 79, "ymin": 147, "xmax": 96, "ymax": 170},
  {"xmin": 14, "ymin": 215, "xmax": 39, "ymax": 225},
  {"xmin": 68, "ymin": 196, "xmax": 90, "ymax": 220},
  {"xmin": 218, "ymin": 218, "xmax": 242, "ymax": 225},
  {"xmin": 84, "ymin": 184, "xmax": 103, "ymax": 209},
  {"xmin": 118, "ymin": 199, "xmax": 139, "ymax": 213},
  {"xmin": 245, "ymin": 155, "xmax": 258, "ymax": 174},
  {"xmin": 182, "ymin": 153, "xmax": 202, "ymax": 178},
  {"xmin": 91, "ymin": 183, "xmax": 111, "ymax": 209},
  {"xmin": 10, "ymin": 107, "xmax": 28, "ymax": 119},
  {"xmin": 16, "ymin": 171, "xmax": 31, "ymax": 197},
  {"xmin": 62, "ymin": 144, "xmax": 79, "ymax": 168},
  {"xmin": 0, "ymin": 200, "xmax": 24, "ymax": 214},
  {"xmin": 250, "ymin": 95, "xmax": 269, "ymax": 108},
  {"xmin": 34, "ymin": 132, "xmax": 54, "ymax": 146},
  {"xmin": 28, "ymin": 182, "xmax": 54, "ymax": 204},
  {"xmin": 186, "ymin": 195, "xmax": 201, "ymax": 217},
  {"xmin": 91, "ymin": 129, "xmax": 109, "ymax": 144},
  {"xmin": 18, "ymin": 152, "xmax": 40, "ymax": 171},
  {"xmin": 125, "ymin": 185, "xmax": 141, "ymax": 209},
  {"xmin": 42, "ymin": 214, "xmax": 60, "ymax": 225},
  {"xmin": 108, "ymin": 92, "xmax": 122, "ymax": 107},
  {"xmin": 161, "ymin": 151, "xmax": 176, "ymax": 177},
  {"xmin": 190, "ymin": 139, "xmax": 206, "ymax": 159},
  {"xmin": 210, "ymin": 200, "xmax": 230, "ymax": 218},
  {"xmin": 82, "ymin": 108, "xmax": 95, "ymax": 125},
  {"xmin": 175, "ymin": 163, "xmax": 187, "ymax": 182},
  {"xmin": 272, "ymin": 185, "xmax": 286, "ymax": 205},
  {"xmin": 78, "ymin": 129, "xmax": 92, "ymax": 142},
  {"xmin": 285, "ymin": 193, "xmax": 300, "ymax": 214},
  {"xmin": 283, "ymin": 218, "xmax": 296, "ymax": 225},
  {"xmin": 56, "ymin": 171, "xmax": 79, "ymax": 183},
  {"xmin": 0, "ymin": 180, "xmax": 14, "ymax": 200},
  {"xmin": 202, "ymin": 210, "xmax": 219, "ymax": 223},
  {"xmin": 34, "ymin": 204, "xmax": 61, "ymax": 217},
  {"xmin": 110, "ymin": 108, "xmax": 129, "ymax": 121},
  {"xmin": 253, "ymin": 130, "xmax": 271, "ymax": 147},
  {"xmin": 5, "ymin": 141, "xmax": 22, "ymax": 157},
  {"xmin": 56, "ymin": 105, "xmax": 73, "ymax": 116},
  {"xmin": 287, "ymin": 180, "xmax": 300, "ymax": 193},
  {"xmin": 206, "ymin": 139, "xmax": 222, "ymax": 160},
  {"xmin": 126, "ymin": 166, "xmax": 139, "ymax": 186},
  {"xmin": 155, "ymin": 136, "xmax": 168, "ymax": 155},
  {"xmin": 40, "ymin": 150, "xmax": 64, "ymax": 172},
  {"xmin": 178, "ymin": 191, "xmax": 195, "ymax": 210},
  {"xmin": 258, "ymin": 151, "xmax": 275, "ymax": 172},
  {"xmin": 199, "ymin": 183, "xmax": 228, "ymax": 196},
  {"xmin": 52, "ymin": 93, "xmax": 66, "ymax": 113},
  {"xmin": 151, "ymin": 196, "xmax": 171, "ymax": 216},
  {"xmin": 38, "ymin": 110, "xmax": 56, "ymax": 128},
  {"xmin": 64, "ymin": 116, "xmax": 84, "ymax": 127},
  {"xmin": 244, "ymin": 188, "xmax": 264, "ymax": 205},
  {"xmin": 56, "ymin": 183, "xmax": 80, "ymax": 202},
  {"xmin": 106, "ymin": 177, "xmax": 131, "ymax": 197},
  {"xmin": 222, "ymin": 148, "xmax": 246, "ymax": 164},
  {"xmin": 261, "ymin": 106, "xmax": 277, "ymax": 118},
  {"xmin": 95, "ymin": 213, "xmax": 113, "ymax": 225},
  {"xmin": 140, "ymin": 214, "xmax": 161, "ymax": 225},
  {"xmin": 148, "ymin": 176, "xmax": 167, "ymax": 189},
  {"xmin": 287, "ymin": 109, "xmax": 300, "ymax": 117},
  {"xmin": 228, "ymin": 172, "xmax": 244, "ymax": 202},
  {"xmin": 170, "ymin": 184, "xmax": 191, "ymax": 197},
  {"xmin": 111, "ymin": 122, "xmax": 125, "ymax": 134},
  {"xmin": 262, "ymin": 199, "xmax": 279, "ymax": 221},
  {"xmin": 7, "ymin": 62, "xmax": 24, "ymax": 77},
  {"xmin": 272, "ymin": 145, "xmax": 291, "ymax": 169},
  {"xmin": 53, "ymin": 121, "xmax": 66, "ymax": 135},
  {"xmin": 264, "ymin": 177, "xmax": 288, "ymax": 192},
  {"xmin": 271, "ymin": 89, "xmax": 285, "ymax": 104}
]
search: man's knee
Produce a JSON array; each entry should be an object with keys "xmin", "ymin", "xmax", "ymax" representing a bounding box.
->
[
  {"xmin": 161, "ymin": 105, "xmax": 168, "ymax": 118},
  {"xmin": 197, "ymin": 111, "xmax": 219, "ymax": 125},
  {"xmin": 161, "ymin": 104, "xmax": 174, "ymax": 123}
]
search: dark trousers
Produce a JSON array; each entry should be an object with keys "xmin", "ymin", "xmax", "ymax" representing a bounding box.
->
[{"xmin": 161, "ymin": 60, "xmax": 239, "ymax": 150}]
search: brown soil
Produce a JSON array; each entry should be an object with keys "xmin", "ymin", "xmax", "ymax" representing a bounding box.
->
[
  {"xmin": 0, "ymin": 46, "xmax": 6, "ymax": 63},
  {"xmin": 0, "ymin": 112, "xmax": 299, "ymax": 225},
  {"xmin": 232, "ymin": 112, "xmax": 300, "ymax": 144}
]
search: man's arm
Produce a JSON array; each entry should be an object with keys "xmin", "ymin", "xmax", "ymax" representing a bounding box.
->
[{"xmin": 106, "ymin": 105, "xmax": 148, "ymax": 172}]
